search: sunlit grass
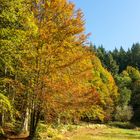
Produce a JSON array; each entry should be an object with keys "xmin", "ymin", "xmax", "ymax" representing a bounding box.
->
[{"xmin": 63, "ymin": 125, "xmax": 140, "ymax": 140}]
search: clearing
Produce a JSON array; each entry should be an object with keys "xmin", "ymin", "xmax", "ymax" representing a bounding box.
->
[{"xmin": 63, "ymin": 124, "xmax": 140, "ymax": 140}]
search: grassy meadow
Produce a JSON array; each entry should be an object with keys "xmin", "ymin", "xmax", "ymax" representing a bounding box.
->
[
  {"xmin": 35, "ymin": 123, "xmax": 140, "ymax": 140},
  {"xmin": 64, "ymin": 126, "xmax": 140, "ymax": 140}
]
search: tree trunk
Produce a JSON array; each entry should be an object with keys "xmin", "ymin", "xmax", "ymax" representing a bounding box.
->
[
  {"xmin": 29, "ymin": 109, "xmax": 40, "ymax": 140},
  {"xmin": 21, "ymin": 108, "xmax": 29, "ymax": 133},
  {"xmin": 0, "ymin": 113, "xmax": 3, "ymax": 127},
  {"xmin": 57, "ymin": 114, "xmax": 61, "ymax": 125}
]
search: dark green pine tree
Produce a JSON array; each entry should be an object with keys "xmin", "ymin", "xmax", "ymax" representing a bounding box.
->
[
  {"xmin": 117, "ymin": 47, "xmax": 127, "ymax": 73},
  {"xmin": 130, "ymin": 43, "xmax": 140, "ymax": 69},
  {"xmin": 94, "ymin": 46, "xmax": 119, "ymax": 75},
  {"xmin": 104, "ymin": 53, "xmax": 119, "ymax": 75},
  {"xmin": 112, "ymin": 48, "xmax": 119, "ymax": 65},
  {"xmin": 95, "ymin": 45, "xmax": 107, "ymax": 68}
]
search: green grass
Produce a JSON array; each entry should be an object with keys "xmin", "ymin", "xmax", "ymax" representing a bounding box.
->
[
  {"xmin": 63, "ymin": 124, "xmax": 140, "ymax": 140},
  {"xmin": 37, "ymin": 123, "xmax": 140, "ymax": 140}
]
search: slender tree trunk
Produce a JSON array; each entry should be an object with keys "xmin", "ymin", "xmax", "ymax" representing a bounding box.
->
[
  {"xmin": 0, "ymin": 108, "xmax": 4, "ymax": 127},
  {"xmin": 57, "ymin": 114, "xmax": 61, "ymax": 125},
  {"xmin": 21, "ymin": 108, "xmax": 29, "ymax": 133}
]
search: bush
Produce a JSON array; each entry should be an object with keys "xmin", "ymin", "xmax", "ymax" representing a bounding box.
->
[
  {"xmin": 37, "ymin": 123, "xmax": 48, "ymax": 133},
  {"xmin": 36, "ymin": 123, "xmax": 63, "ymax": 140},
  {"xmin": 36, "ymin": 123, "xmax": 78, "ymax": 140},
  {"xmin": 81, "ymin": 105, "xmax": 105, "ymax": 122},
  {"xmin": 115, "ymin": 106, "xmax": 133, "ymax": 122}
]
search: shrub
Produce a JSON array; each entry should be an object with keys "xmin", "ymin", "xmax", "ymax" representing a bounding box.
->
[
  {"xmin": 37, "ymin": 123, "xmax": 48, "ymax": 133},
  {"xmin": 115, "ymin": 106, "xmax": 133, "ymax": 122},
  {"xmin": 81, "ymin": 105, "xmax": 105, "ymax": 122}
]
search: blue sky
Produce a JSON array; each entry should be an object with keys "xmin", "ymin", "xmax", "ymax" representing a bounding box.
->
[{"xmin": 69, "ymin": 0, "xmax": 140, "ymax": 50}]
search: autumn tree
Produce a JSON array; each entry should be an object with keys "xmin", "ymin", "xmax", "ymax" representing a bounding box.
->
[
  {"xmin": 22, "ymin": 0, "xmax": 93, "ymax": 138},
  {"xmin": 0, "ymin": 0, "xmax": 37, "ymax": 133},
  {"xmin": 82, "ymin": 54, "xmax": 119, "ymax": 122}
]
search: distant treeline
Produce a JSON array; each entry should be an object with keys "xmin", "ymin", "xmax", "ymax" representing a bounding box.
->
[
  {"xmin": 93, "ymin": 43, "xmax": 140, "ymax": 74},
  {"xmin": 91, "ymin": 43, "xmax": 140, "ymax": 122}
]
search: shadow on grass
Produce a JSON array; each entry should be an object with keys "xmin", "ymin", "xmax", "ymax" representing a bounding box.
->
[{"xmin": 107, "ymin": 122, "xmax": 136, "ymax": 129}]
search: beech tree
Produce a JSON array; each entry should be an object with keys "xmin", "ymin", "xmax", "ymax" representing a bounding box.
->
[
  {"xmin": 0, "ymin": 0, "xmax": 93, "ymax": 138},
  {"xmin": 23, "ymin": 0, "xmax": 93, "ymax": 138}
]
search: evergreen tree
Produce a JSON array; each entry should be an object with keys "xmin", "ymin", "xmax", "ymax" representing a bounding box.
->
[
  {"xmin": 104, "ymin": 53, "xmax": 119, "ymax": 75},
  {"xmin": 130, "ymin": 43, "xmax": 140, "ymax": 69}
]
